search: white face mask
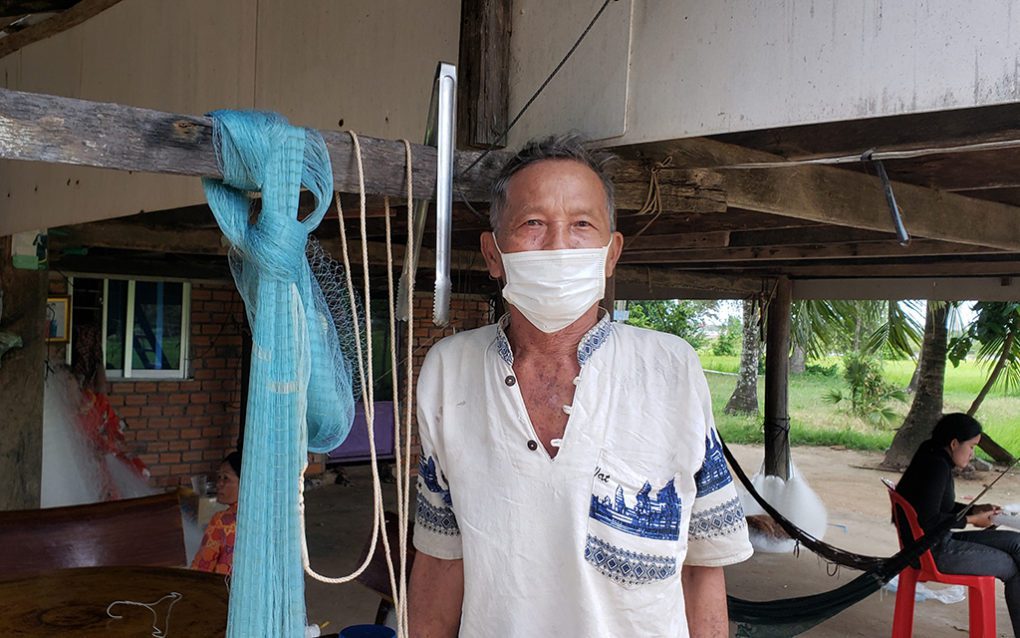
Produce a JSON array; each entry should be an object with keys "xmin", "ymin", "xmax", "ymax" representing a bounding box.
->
[{"xmin": 496, "ymin": 240, "xmax": 612, "ymax": 333}]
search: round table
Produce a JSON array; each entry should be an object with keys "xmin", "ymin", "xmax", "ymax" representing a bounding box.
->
[{"xmin": 0, "ymin": 565, "xmax": 229, "ymax": 637}]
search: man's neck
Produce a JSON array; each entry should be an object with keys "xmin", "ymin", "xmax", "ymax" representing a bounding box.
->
[{"xmin": 505, "ymin": 305, "xmax": 601, "ymax": 362}]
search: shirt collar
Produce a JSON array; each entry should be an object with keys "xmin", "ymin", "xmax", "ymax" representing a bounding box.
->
[{"xmin": 494, "ymin": 312, "xmax": 613, "ymax": 368}]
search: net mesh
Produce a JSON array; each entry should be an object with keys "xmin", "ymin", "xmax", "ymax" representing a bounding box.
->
[{"xmin": 202, "ymin": 110, "xmax": 357, "ymax": 637}]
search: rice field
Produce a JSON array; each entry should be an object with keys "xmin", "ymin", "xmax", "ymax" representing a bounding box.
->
[{"xmin": 699, "ymin": 355, "xmax": 1020, "ymax": 458}]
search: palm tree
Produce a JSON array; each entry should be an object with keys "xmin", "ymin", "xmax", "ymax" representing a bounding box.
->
[
  {"xmin": 725, "ymin": 299, "xmax": 760, "ymax": 415},
  {"xmin": 948, "ymin": 301, "xmax": 1020, "ymax": 463},
  {"xmin": 882, "ymin": 301, "xmax": 951, "ymax": 469}
]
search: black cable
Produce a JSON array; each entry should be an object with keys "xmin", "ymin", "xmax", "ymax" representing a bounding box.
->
[{"xmin": 458, "ymin": 0, "xmax": 619, "ymax": 179}]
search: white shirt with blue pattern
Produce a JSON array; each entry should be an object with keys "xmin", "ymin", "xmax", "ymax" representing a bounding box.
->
[{"xmin": 414, "ymin": 314, "xmax": 753, "ymax": 637}]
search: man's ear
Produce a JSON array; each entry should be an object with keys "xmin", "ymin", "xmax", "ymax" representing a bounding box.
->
[
  {"xmin": 480, "ymin": 231, "xmax": 504, "ymax": 280},
  {"xmin": 604, "ymin": 231, "xmax": 624, "ymax": 278}
]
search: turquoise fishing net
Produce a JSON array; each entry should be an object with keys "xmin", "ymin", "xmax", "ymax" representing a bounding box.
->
[{"xmin": 203, "ymin": 110, "xmax": 356, "ymax": 637}]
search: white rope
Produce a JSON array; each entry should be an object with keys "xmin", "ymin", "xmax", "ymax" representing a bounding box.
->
[
  {"xmin": 713, "ymin": 138, "xmax": 1020, "ymax": 170},
  {"xmin": 299, "ymin": 133, "xmax": 397, "ymax": 603},
  {"xmin": 106, "ymin": 591, "xmax": 182, "ymax": 638},
  {"xmin": 398, "ymin": 139, "xmax": 416, "ymax": 637},
  {"xmin": 294, "ymin": 133, "xmax": 418, "ymax": 638}
]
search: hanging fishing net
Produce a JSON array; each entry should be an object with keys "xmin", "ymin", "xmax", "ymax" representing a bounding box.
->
[{"xmin": 202, "ymin": 110, "xmax": 357, "ymax": 637}]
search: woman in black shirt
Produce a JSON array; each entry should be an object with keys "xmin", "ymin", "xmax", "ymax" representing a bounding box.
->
[{"xmin": 896, "ymin": 413, "xmax": 1019, "ymax": 635}]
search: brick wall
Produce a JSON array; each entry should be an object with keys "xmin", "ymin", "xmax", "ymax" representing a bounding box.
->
[
  {"xmin": 48, "ymin": 274, "xmax": 492, "ymax": 488},
  {"xmin": 109, "ymin": 283, "xmax": 245, "ymax": 487}
]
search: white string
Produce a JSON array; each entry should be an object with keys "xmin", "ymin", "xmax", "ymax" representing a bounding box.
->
[
  {"xmin": 712, "ymin": 138, "xmax": 1020, "ymax": 170},
  {"xmin": 106, "ymin": 592, "xmax": 182, "ymax": 638},
  {"xmin": 296, "ymin": 134, "xmax": 418, "ymax": 638},
  {"xmin": 398, "ymin": 139, "xmax": 416, "ymax": 637},
  {"xmin": 299, "ymin": 132, "xmax": 397, "ymax": 601}
]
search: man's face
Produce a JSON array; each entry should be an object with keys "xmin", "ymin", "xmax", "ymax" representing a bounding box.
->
[{"xmin": 480, "ymin": 159, "xmax": 624, "ymax": 280}]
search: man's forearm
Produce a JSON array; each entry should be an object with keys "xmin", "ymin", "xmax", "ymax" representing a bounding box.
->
[
  {"xmin": 681, "ymin": 564, "xmax": 729, "ymax": 638},
  {"xmin": 408, "ymin": 554, "xmax": 464, "ymax": 638}
]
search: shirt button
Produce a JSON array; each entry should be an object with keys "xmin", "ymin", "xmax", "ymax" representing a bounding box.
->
[
  {"xmin": 504, "ymin": 375, "xmax": 516, "ymax": 387},
  {"xmin": 527, "ymin": 440, "xmax": 538, "ymax": 451}
]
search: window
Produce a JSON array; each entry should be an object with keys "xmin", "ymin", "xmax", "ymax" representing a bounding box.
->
[{"xmin": 73, "ymin": 277, "xmax": 191, "ymax": 379}]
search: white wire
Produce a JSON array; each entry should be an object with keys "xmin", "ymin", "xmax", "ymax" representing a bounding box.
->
[
  {"xmin": 106, "ymin": 591, "xmax": 182, "ymax": 638},
  {"xmin": 713, "ymin": 138, "xmax": 1020, "ymax": 170},
  {"xmin": 300, "ymin": 132, "xmax": 397, "ymax": 600}
]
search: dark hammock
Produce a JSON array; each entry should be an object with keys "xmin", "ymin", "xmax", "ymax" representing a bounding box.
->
[
  {"xmin": 720, "ymin": 441, "xmax": 958, "ymax": 637},
  {"xmin": 721, "ymin": 441, "xmax": 888, "ymax": 572}
]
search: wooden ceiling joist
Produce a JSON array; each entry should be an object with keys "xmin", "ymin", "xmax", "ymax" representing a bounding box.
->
[
  {"xmin": 616, "ymin": 136, "xmax": 1020, "ymax": 252},
  {"xmin": 619, "ymin": 239, "xmax": 1001, "ymax": 265},
  {"xmin": 0, "ymin": 0, "xmax": 121, "ymax": 58}
]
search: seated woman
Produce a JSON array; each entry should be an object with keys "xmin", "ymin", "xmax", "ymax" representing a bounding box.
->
[
  {"xmin": 191, "ymin": 451, "xmax": 241, "ymax": 575},
  {"xmin": 896, "ymin": 413, "xmax": 1019, "ymax": 635}
]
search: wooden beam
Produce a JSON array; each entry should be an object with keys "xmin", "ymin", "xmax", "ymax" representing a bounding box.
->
[
  {"xmin": 763, "ymin": 276, "xmax": 791, "ymax": 480},
  {"xmin": 0, "ymin": 87, "xmax": 506, "ymax": 203},
  {"xmin": 614, "ymin": 136, "xmax": 1020, "ymax": 251},
  {"xmin": 610, "ymin": 166, "xmax": 727, "ymax": 214},
  {"xmin": 612, "ymin": 266, "xmax": 762, "ymax": 297},
  {"xmin": 0, "ymin": 0, "xmax": 121, "ymax": 58},
  {"xmin": 0, "ymin": 236, "xmax": 45, "ymax": 509},
  {"xmin": 457, "ymin": 0, "xmax": 511, "ymax": 149},
  {"xmin": 728, "ymin": 225, "xmax": 893, "ymax": 247},
  {"xmin": 624, "ymin": 231, "xmax": 730, "ymax": 251},
  {"xmin": 619, "ymin": 239, "xmax": 1001, "ymax": 265},
  {"xmin": 0, "ymin": 0, "xmax": 77, "ymax": 17},
  {"xmin": 785, "ymin": 261, "xmax": 1020, "ymax": 278}
]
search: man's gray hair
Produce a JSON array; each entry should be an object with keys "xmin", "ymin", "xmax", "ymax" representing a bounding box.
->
[{"xmin": 489, "ymin": 133, "xmax": 616, "ymax": 234}]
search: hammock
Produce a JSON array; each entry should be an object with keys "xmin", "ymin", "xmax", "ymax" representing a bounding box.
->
[
  {"xmin": 719, "ymin": 439, "xmax": 959, "ymax": 636},
  {"xmin": 722, "ymin": 441, "xmax": 887, "ymax": 572}
]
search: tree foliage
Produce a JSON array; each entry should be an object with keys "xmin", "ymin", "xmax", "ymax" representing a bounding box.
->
[
  {"xmin": 824, "ymin": 351, "xmax": 906, "ymax": 425},
  {"xmin": 712, "ymin": 315, "xmax": 742, "ymax": 356},
  {"xmin": 625, "ymin": 300, "xmax": 717, "ymax": 349}
]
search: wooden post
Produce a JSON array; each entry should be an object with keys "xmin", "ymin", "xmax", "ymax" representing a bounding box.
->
[
  {"xmin": 0, "ymin": 236, "xmax": 47, "ymax": 509},
  {"xmin": 457, "ymin": 0, "xmax": 511, "ymax": 149},
  {"xmin": 763, "ymin": 276, "xmax": 791, "ymax": 479}
]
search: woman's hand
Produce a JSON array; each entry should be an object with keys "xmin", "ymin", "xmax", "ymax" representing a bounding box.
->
[{"xmin": 967, "ymin": 508, "xmax": 1000, "ymax": 528}]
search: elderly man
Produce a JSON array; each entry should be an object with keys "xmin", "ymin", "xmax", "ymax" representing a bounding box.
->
[{"xmin": 408, "ymin": 135, "xmax": 752, "ymax": 637}]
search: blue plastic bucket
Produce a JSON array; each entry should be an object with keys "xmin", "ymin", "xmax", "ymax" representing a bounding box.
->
[{"xmin": 338, "ymin": 625, "xmax": 396, "ymax": 638}]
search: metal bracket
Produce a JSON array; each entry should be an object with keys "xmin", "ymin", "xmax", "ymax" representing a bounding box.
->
[
  {"xmin": 396, "ymin": 62, "xmax": 457, "ymax": 326},
  {"xmin": 862, "ymin": 149, "xmax": 910, "ymax": 246}
]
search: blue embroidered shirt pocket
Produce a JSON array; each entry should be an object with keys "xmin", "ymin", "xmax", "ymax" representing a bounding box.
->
[{"xmin": 585, "ymin": 449, "xmax": 681, "ymax": 588}]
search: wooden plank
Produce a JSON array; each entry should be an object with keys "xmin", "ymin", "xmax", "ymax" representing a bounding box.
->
[
  {"xmin": 614, "ymin": 136, "xmax": 1020, "ymax": 251},
  {"xmin": 619, "ymin": 239, "xmax": 1001, "ymax": 265},
  {"xmin": 457, "ymin": 0, "xmax": 511, "ymax": 148},
  {"xmin": 624, "ymin": 231, "xmax": 730, "ymax": 251},
  {"xmin": 763, "ymin": 276, "xmax": 791, "ymax": 480},
  {"xmin": 0, "ymin": 86, "xmax": 506, "ymax": 202},
  {"xmin": 728, "ymin": 225, "xmax": 893, "ymax": 247},
  {"xmin": 0, "ymin": 0, "xmax": 121, "ymax": 58},
  {"xmin": 0, "ymin": 0, "xmax": 77, "ymax": 17},
  {"xmin": 684, "ymin": 260, "xmax": 1020, "ymax": 279},
  {"xmin": 0, "ymin": 236, "xmax": 45, "ymax": 509},
  {"xmin": 612, "ymin": 265, "xmax": 761, "ymax": 297},
  {"xmin": 610, "ymin": 166, "xmax": 726, "ymax": 214}
]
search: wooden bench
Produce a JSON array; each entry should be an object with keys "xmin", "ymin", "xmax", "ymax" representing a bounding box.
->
[{"xmin": 0, "ymin": 491, "xmax": 186, "ymax": 578}]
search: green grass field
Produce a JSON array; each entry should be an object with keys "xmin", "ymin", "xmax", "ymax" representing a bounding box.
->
[{"xmin": 699, "ymin": 355, "xmax": 1020, "ymax": 458}]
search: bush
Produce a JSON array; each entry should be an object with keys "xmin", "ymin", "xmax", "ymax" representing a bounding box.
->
[
  {"xmin": 804, "ymin": 363, "xmax": 839, "ymax": 378},
  {"xmin": 823, "ymin": 352, "xmax": 906, "ymax": 426},
  {"xmin": 711, "ymin": 316, "xmax": 742, "ymax": 356}
]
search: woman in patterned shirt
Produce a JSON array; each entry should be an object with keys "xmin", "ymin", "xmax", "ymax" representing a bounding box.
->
[{"xmin": 191, "ymin": 451, "xmax": 241, "ymax": 574}]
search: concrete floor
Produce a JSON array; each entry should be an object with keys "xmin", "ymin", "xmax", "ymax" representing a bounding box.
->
[{"xmin": 304, "ymin": 451, "xmax": 1015, "ymax": 637}]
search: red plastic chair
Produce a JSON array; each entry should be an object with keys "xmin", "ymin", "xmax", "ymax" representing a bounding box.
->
[{"xmin": 885, "ymin": 482, "xmax": 997, "ymax": 637}]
